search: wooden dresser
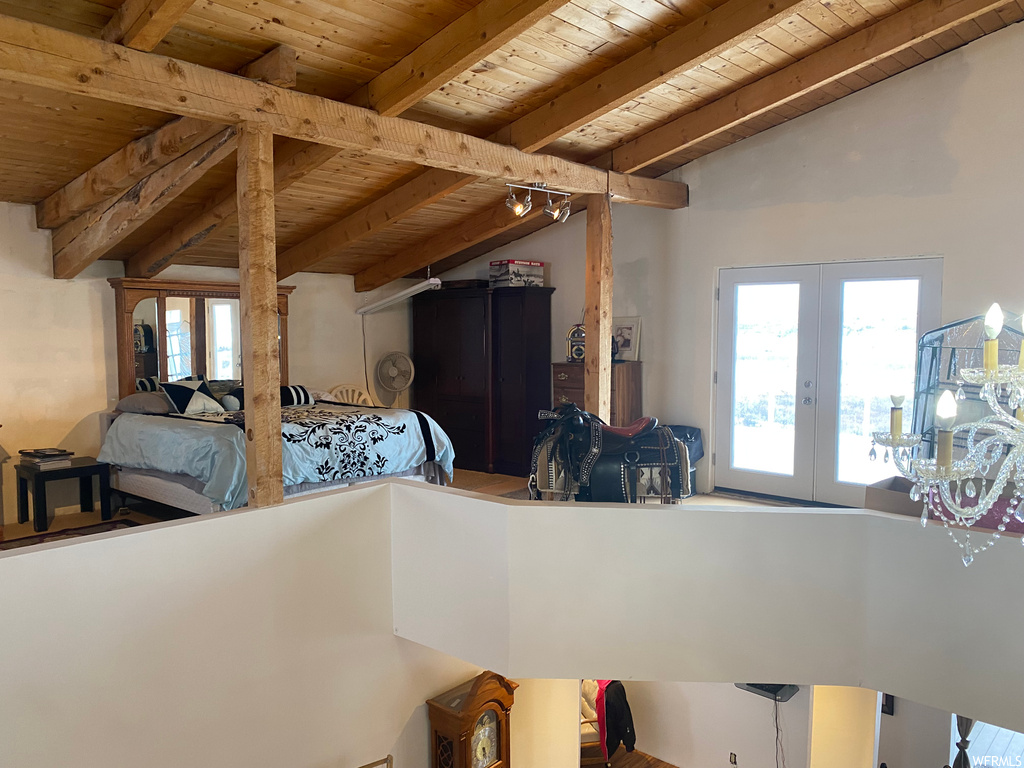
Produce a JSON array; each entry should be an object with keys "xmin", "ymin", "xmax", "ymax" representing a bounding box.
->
[{"xmin": 551, "ymin": 361, "xmax": 642, "ymax": 426}]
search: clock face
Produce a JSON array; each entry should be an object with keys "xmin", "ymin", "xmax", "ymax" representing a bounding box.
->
[{"xmin": 471, "ymin": 709, "xmax": 499, "ymax": 768}]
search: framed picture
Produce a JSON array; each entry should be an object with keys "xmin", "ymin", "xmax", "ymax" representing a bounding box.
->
[
  {"xmin": 881, "ymin": 693, "xmax": 895, "ymax": 716},
  {"xmin": 612, "ymin": 316, "xmax": 641, "ymax": 361}
]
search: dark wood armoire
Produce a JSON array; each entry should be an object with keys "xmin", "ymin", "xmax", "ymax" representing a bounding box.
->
[{"xmin": 412, "ymin": 284, "xmax": 554, "ymax": 476}]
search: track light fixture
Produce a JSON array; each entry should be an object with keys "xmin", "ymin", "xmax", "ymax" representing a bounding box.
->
[
  {"xmin": 505, "ymin": 187, "xmax": 532, "ymax": 217},
  {"xmin": 506, "ymin": 183, "xmax": 571, "ymax": 222}
]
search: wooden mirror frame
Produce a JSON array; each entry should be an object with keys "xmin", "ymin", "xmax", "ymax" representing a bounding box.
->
[{"xmin": 109, "ymin": 278, "xmax": 295, "ymax": 399}]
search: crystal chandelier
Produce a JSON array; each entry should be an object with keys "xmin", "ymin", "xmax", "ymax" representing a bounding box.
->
[{"xmin": 871, "ymin": 303, "xmax": 1024, "ymax": 566}]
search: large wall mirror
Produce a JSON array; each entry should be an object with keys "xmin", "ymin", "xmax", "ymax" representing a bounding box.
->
[{"xmin": 110, "ymin": 278, "xmax": 294, "ymax": 399}]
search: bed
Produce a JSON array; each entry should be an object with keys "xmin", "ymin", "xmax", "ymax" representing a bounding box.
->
[{"xmin": 98, "ymin": 401, "xmax": 455, "ymax": 514}]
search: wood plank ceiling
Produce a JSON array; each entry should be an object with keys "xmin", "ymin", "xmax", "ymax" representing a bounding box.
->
[{"xmin": 0, "ymin": 0, "xmax": 1020, "ymax": 287}]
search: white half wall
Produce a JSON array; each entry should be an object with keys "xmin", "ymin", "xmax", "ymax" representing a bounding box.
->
[
  {"xmin": 390, "ymin": 483, "xmax": 1024, "ymax": 733},
  {"xmin": 441, "ymin": 21, "xmax": 1024, "ymax": 494},
  {"xmin": 0, "ymin": 483, "xmax": 479, "ymax": 768},
  {"xmin": 0, "ymin": 210, "xmax": 412, "ymax": 524}
]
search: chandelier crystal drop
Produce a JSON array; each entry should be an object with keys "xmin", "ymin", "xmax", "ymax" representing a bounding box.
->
[{"xmin": 872, "ymin": 303, "xmax": 1024, "ymax": 566}]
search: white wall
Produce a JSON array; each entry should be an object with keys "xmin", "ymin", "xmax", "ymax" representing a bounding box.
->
[
  {"xmin": 877, "ymin": 697, "xmax": 953, "ymax": 768},
  {"xmin": 627, "ymin": 681, "xmax": 811, "ymax": 768},
  {"xmin": 443, "ymin": 21, "xmax": 1024, "ymax": 494},
  {"xmin": 0, "ymin": 483, "xmax": 480, "ymax": 768},
  {"xmin": 391, "ymin": 482, "xmax": 1024, "ymax": 732},
  {"xmin": 0, "ymin": 205, "xmax": 411, "ymax": 524}
]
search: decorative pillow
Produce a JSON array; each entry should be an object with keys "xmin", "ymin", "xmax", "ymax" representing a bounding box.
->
[
  {"xmin": 207, "ymin": 378, "xmax": 242, "ymax": 401},
  {"xmin": 135, "ymin": 376, "xmax": 161, "ymax": 392},
  {"xmin": 281, "ymin": 385, "xmax": 314, "ymax": 407},
  {"xmin": 307, "ymin": 388, "xmax": 332, "ymax": 403},
  {"xmin": 183, "ymin": 374, "xmax": 207, "ymax": 382},
  {"xmin": 162, "ymin": 379, "xmax": 225, "ymax": 415},
  {"xmin": 115, "ymin": 392, "xmax": 171, "ymax": 414},
  {"xmin": 222, "ymin": 385, "xmax": 315, "ymax": 409},
  {"xmin": 221, "ymin": 394, "xmax": 242, "ymax": 412}
]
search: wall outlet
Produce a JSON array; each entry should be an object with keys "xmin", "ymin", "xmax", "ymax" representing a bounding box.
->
[{"xmin": 729, "ymin": 753, "xmax": 737, "ymax": 765}]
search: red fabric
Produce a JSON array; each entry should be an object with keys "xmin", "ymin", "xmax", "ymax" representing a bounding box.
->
[
  {"xmin": 603, "ymin": 418, "xmax": 656, "ymax": 438},
  {"xmin": 596, "ymin": 680, "xmax": 611, "ymax": 760},
  {"xmin": 929, "ymin": 490, "xmax": 1024, "ymax": 534}
]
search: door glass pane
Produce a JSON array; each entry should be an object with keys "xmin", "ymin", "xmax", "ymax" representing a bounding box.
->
[
  {"xmin": 836, "ymin": 279, "xmax": 919, "ymax": 485},
  {"xmin": 732, "ymin": 283, "xmax": 800, "ymax": 475}
]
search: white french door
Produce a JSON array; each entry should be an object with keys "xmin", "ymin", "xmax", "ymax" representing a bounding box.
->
[{"xmin": 715, "ymin": 258, "xmax": 942, "ymax": 506}]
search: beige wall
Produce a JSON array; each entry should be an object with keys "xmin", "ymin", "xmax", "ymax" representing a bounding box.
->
[
  {"xmin": 442, "ymin": 21, "xmax": 1024, "ymax": 494},
  {"xmin": 809, "ymin": 686, "xmax": 881, "ymax": 768},
  {"xmin": 0, "ymin": 207, "xmax": 411, "ymax": 524},
  {"xmin": 510, "ymin": 678, "xmax": 581, "ymax": 768}
]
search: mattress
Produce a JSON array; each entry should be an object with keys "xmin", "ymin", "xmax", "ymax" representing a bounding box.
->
[{"xmin": 112, "ymin": 464, "xmax": 438, "ymax": 515}]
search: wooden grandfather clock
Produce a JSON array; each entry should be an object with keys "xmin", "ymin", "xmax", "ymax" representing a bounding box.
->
[{"xmin": 427, "ymin": 671, "xmax": 518, "ymax": 768}]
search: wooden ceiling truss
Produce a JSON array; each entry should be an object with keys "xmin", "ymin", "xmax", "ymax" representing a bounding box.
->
[{"xmin": 0, "ymin": 0, "xmax": 1018, "ymax": 287}]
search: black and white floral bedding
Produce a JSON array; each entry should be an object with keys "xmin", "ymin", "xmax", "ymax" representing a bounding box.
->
[{"xmin": 99, "ymin": 403, "xmax": 455, "ymax": 509}]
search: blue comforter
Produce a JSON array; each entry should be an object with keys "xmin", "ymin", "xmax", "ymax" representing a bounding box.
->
[{"xmin": 98, "ymin": 404, "xmax": 455, "ymax": 510}]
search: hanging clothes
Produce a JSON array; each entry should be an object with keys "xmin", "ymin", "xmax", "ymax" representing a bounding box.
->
[{"xmin": 596, "ymin": 680, "xmax": 637, "ymax": 761}]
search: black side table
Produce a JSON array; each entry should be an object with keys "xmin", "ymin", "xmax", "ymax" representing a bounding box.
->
[{"xmin": 16, "ymin": 457, "xmax": 111, "ymax": 533}]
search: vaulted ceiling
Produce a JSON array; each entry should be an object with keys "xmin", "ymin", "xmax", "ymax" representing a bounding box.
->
[{"xmin": 0, "ymin": 0, "xmax": 1019, "ymax": 288}]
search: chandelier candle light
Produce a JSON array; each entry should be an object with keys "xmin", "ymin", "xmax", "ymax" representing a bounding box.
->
[{"xmin": 871, "ymin": 302, "xmax": 1024, "ymax": 566}]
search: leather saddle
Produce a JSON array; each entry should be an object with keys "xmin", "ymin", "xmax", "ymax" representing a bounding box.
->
[{"xmin": 530, "ymin": 404, "xmax": 689, "ymax": 504}]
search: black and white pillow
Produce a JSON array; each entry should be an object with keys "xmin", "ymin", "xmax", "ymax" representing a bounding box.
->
[
  {"xmin": 135, "ymin": 376, "xmax": 160, "ymax": 392},
  {"xmin": 163, "ymin": 379, "xmax": 225, "ymax": 415},
  {"xmin": 281, "ymin": 385, "xmax": 314, "ymax": 407},
  {"xmin": 220, "ymin": 385, "xmax": 314, "ymax": 410}
]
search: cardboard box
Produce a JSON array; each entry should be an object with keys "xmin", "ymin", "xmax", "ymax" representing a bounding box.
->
[{"xmin": 489, "ymin": 259, "xmax": 544, "ymax": 287}]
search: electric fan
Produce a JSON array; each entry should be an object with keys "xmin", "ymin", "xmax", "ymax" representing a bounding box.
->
[{"xmin": 375, "ymin": 351, "xmax": 415, "ymax": 406}]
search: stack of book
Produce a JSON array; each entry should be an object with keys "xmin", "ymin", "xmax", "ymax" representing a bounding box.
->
[{"xmin": 19, "ymin": 449, "xmax": 75, "ymax": 470}]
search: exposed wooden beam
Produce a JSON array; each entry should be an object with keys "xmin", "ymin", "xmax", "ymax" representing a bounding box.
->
[
  {"xmin": 36, "ymin": 117, "xmax": 222, "ymax": 229},
  {"xmin": 365, "ymin": 0, "xmax": 573, "ymax": 117},
  {"xmin": 285, "ymin": 0, "xmax": 782, "ymax": 278},
  {"xmin": 507, "ymin": 0, "xmax": 825, "ymax": 153},
  {"xmin": 0, "ymin": 15, "xmax": 685, "ymax": 207},
  {"xmin": 239, "ymin": 45, "xmax": 297, "ymax": 89},
  {"xmin": 583, "ymin": 194, "xmax": 613, "ymax": 424},
  {"xmin": 362, "ymin": 0, "xmax": 1006, "ymax": 281},
  {"xmin": 126, "ymin": 140, "xmax": 340, "ymax": 277},
  {"xmin": 609, "ymin": 0, "xmax": 1010, "ymax": 173},
  {"xmin": 236, "ymin": 121, "xmax": 283, "ymax": 509},
  {"xmin": 352, "ymin": 194, "xmax": 582, "ymax": 292},
  {"xmin": 277, "ymin": 168, "xmax": 470, "ymax": 280},
  {"xmin": 37, "ymin": 46, "xmax": 297, "ymax": 231},
  {"xmin": 101, "ymin": 0, "xmax": 196, "ymax": 51},
  {"xmin": 53, "ymin": 127, "xmax": 237, "ymax": 279}
]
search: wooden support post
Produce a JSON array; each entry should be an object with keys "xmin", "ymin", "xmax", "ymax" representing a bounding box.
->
[
  {"xmin": 584, "ymin": 194, "xmax": 613, "ymax": 424},
  {"xmin": 236, "ymin": 122, "xmax": 283, "ymax": 508}
]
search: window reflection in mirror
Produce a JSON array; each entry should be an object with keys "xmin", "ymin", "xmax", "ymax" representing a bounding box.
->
[
  {"xmin": 208, "ymin": 299, "xmax": 241, "ymax": 380},
  {"xmin": 165, "ymin": 297, "xmax": 193, "ymax": 381}
]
